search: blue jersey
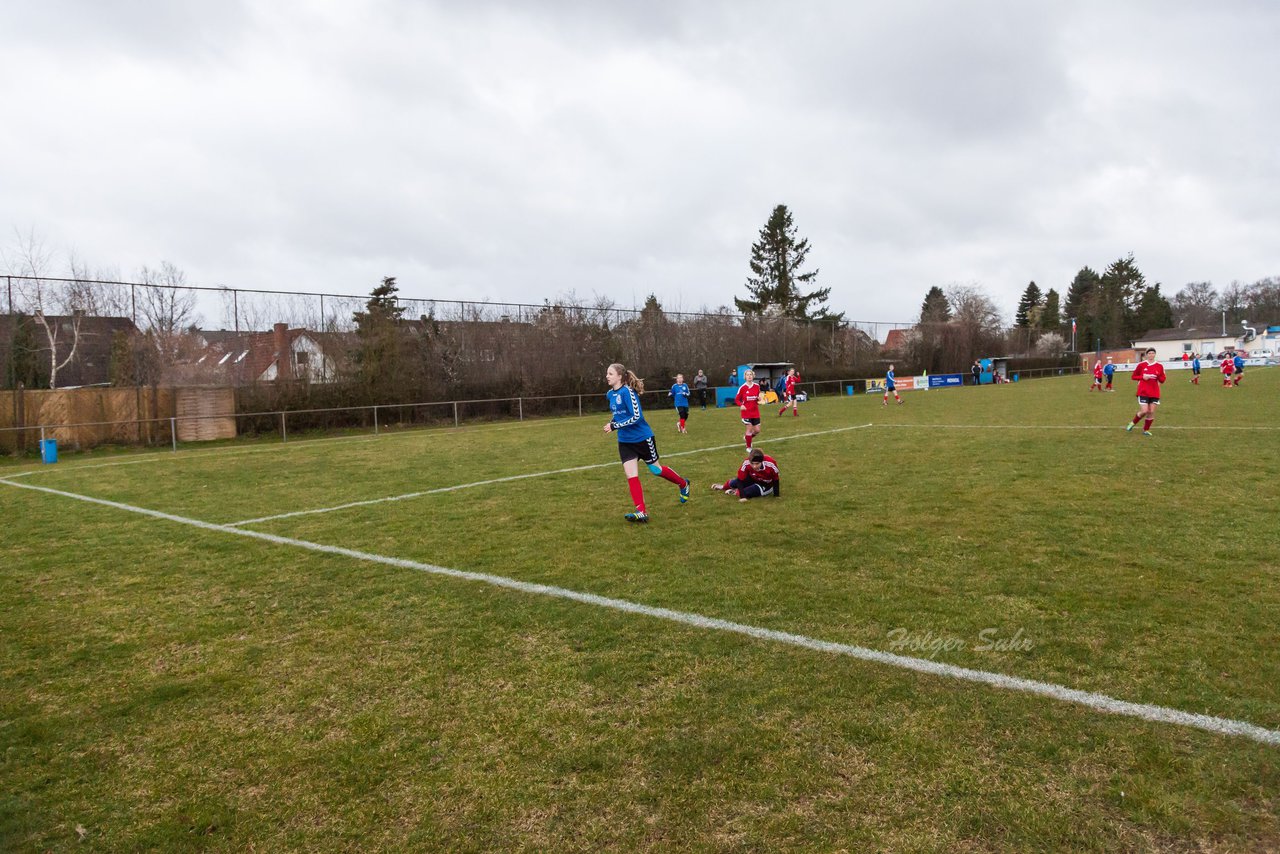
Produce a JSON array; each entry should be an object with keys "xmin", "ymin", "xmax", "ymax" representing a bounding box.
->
[
  {"xmin": 1192, "ymin": 357, "xmax": 1200, "ymax": 370},
  {"xmin": 1234, "ymin": 355, "xmax": 1244, "ymax": 371},
  {"xmin": 607, "ymin": 386, "xmax": 654, "ymax": 443},
  {"xmin": 1103, "ymin": 363, "xmax": 1115, "ymax": 377},
  {"xmin": 886, "ymin": 369, "xmax": 896, "ymax": 389},
  {"xmin": 669, "ymin": 383, "xmax": 690, "ymax": 408}
]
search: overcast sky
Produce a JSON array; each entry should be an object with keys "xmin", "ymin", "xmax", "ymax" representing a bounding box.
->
[{"xmin": 3, "ymin": 0, "xmax": 1277, "ymax": 324}]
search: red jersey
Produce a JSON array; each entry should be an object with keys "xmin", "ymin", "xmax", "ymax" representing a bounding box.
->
[
  {"xmin": 1093, "ymin": 362, "xmax": 1103, "ymax": 379},
  {"xmin": 735, "ymin": 382, "xmax": 761, "ymax": 418},
  {"xmin": 1221, "ymin": 359, "xmax": 1234, "ymax": 375},
  {"xmin": 1132, "ymin": 360, "xmax": 1166, "ymax": 398},
  {"xmin": 784, "ymin": 375, "xmax": 798, "ymax": 397},
  {"xmin": 737, "ymin": 454, "xmax": 780, "ymax": 488}
]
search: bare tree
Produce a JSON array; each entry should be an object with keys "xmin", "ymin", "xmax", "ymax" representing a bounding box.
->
[
  {"xmin": 138, "ymin": 262, "xmax": 198, "ymax": 364},
  {"xmin": 1171, "ymin": 282, "xmax": 1219, "ymax": 328},
  {"xmin": 3, "ymin": 228, "xmax": 86, "ymax": 388}
]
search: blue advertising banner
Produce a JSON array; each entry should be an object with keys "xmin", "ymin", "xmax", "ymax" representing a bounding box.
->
[{"xmin": 928, "ymin": 373, "xmax": 965, "ymax": 389}]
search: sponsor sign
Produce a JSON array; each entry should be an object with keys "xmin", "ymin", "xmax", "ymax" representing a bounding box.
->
[
  {"xmin": 927, "ymin": 373, "xmax": 965, "ymax": 388},
  {"xmin": 867, "ymin": 376, "xmax": 919, "ymax": 392}
]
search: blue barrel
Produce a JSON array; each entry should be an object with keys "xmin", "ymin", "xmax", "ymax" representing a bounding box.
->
[
  {"xmin": 846, "ymin": 385, "xmax": 855, "ymax": 395},
  {"xmin": 40, "ymin": 438, "xmax": 58, "ymax": 465}
]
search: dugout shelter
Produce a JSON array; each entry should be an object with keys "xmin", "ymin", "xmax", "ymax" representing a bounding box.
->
[{"xmin": 716, "ymin": 361, "xmax": 795, "ymax": 407}]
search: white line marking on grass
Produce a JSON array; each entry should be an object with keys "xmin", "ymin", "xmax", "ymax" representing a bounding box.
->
[
  {"xmin": 224, "ymin": 423, "xmax": 875, "ymax": 527},
  {"xmin": 874, "ymin": 424, "xmax": 1280, "ymax": 431},
  {"xmin": 3, "ymin": 476, "xmax": 1278, "ymax": 747}
]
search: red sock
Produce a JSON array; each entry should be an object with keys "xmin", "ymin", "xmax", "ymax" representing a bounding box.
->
[
  {"xmin": 1144, "ymin": 419, "xmax": 1153, "ymax": 431},
  {"xmin": 678, "ymin": 418, "xmax": 686, "ymax": 430},
  {"xmin": 657, "ymin": 465, "xmax": 686, "ymax": 488},
  {"xmin": 627, "ymin": 477, "xmax": 646, "ymax": 512},
  {"xmin": 1132, "ymin": 415, "xmax": 1141, "ymax": 424},
  {"xmin": 745, "ymin": 433, "xmax": 753, "ymax": 449}
]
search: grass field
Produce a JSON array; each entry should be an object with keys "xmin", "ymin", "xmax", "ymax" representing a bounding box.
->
[{"xmin": 3, "ymin": 371, "xmax": 1278, "ymax": 851}]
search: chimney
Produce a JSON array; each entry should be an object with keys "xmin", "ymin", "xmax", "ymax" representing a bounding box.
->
[{"xmin": 273, "ymin": 322, "xmax": 293, "ymax": 380}]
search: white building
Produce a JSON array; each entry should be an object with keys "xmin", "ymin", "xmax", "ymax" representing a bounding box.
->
[{"xmin": 1131, "ymin": 326, "xmax": 1276, "ymax": 362}]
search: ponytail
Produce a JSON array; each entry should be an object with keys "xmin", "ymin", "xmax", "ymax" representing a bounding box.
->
[{"xmin": 608, "ymin": 363, "xmax": 645, "ymax": 394}]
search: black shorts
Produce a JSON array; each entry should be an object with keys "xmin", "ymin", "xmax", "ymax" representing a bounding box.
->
[
  {"xmin": 1137, "ymin": 396, "xmax": 1161, "ymax": 405},
  {"xmin": 677, "ymin": 406, "xmax": 689, "ymax": 419},
  {"xmin": 1192, "ymin": 367, "xmax": 1200, "ymax": 374},
  {"xmin": 782, "ymin": 395, "xmax": 796, "ymax": 404},
  {"xmin": 741, "ymin": 417, "xmax": 761, "ymax": 426},
  {"xmin": 618, "ymin": 437, "xmax": 660, "ymax": 465}
]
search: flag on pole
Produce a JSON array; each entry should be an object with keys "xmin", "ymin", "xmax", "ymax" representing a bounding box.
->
[{"xmin": 1072, "ymin": 318, "xmax": 1077, "ymax": 334}]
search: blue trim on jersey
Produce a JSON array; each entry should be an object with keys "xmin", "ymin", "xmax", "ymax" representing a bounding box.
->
[
  {"xmin": 607, "ymin": 386, "xmax": 654, "ymax": 443},
  {"xmin": 669, "ymin": 383, "xmax": 690, "ymax": 408}
]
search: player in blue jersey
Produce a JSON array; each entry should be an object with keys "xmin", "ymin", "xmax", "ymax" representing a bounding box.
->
[
  {"xmin": 1233, "ymin": 352, "xmax": 1245, "ymax": 386},
  {"xmin": 1191, "ymin": 354, "xmax": 1201, "ymax": 384},
  {"xmin": 669, "ymin": 373, "xmax": 691, "ymax": 433},
  {"xmin": 883, "ymin": 364, "xmax": 902, "ymax": 405},
  {"xmin": 604, "ymin": 363, "xmax": 691, "ymax": 524}
]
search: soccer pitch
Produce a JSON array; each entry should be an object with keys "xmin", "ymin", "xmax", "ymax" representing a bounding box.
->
[{"xmin": 3, "ymin": 372, "xmax": 1278, "ymax": 851}]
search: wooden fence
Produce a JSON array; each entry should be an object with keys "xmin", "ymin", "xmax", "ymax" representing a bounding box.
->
[{"xmin": 0, "ymin": 386, "xmax": 237, "ymax": 454}]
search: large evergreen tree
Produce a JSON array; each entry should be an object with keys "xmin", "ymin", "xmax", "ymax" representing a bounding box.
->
[
  {"xmin": 1040, "ymin": 288, "xmax": 1061, "ymax": 332},
  {"xmin": 919, "ymin": 286, "xmax": 952, "ymax": 324},
  {"xmin": 736, "ymin": 205, "xmax": 841, "ymax": 322},
  {"xmin": 1096, "ymin": 254, "xmax": 1147, "ymax": 345},
  {"xmin": 1133, "ymin": 284, "xmax": 1174, "ymax": 335},
  {"xmin": 1015, "ymin": 281, "xmax": 1044, "ymax": 328},
  {"xmin": 1063, "ymin": 266, "xmax": 1100, "ymax": 348},
  {"xmin": 351, "ymin": 276, "xmax": 409, "ymax": 396}
]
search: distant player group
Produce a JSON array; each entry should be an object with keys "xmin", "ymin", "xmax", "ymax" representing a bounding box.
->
[
  {"xmin": 604, "ymin": 364, "xmax": 793, "ymax": 523},
  {"xmin": 1093, "ymin": 348, "xmax": 1249, "ymax": 438}
]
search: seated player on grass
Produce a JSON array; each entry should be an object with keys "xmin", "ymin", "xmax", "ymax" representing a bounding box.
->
[{"xmin": 709, "ymin": 449, "xmax": 780, "ymax": 502}]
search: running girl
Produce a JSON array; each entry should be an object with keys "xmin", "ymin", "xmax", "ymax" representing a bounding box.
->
[
  {"xmin": 777, "ymin": 368, "xmax": 801, "ymax": 417},
  {"xmin": 1233, "ymin": 352, "xmax": 1244, "ymax": 386},
  {"xmin": 1221, "ymin": 355, "xmax": 1235, "ymax": 387},
  {"xmin": 603, "ymin": 363, "xmax": 690, "ymax": 523},
  {"xmin": 1090, "ymin": 359, "xmax": 1103, "ymax": 391},
  {"xmin": 1191, "ymin": 354, "xmax": 1201, "ymax": 384},
  {"xmin": 1126, "ymin": 348, "xmax": 1166, "ymax": 436},
  {"xmin": 883, "ymin": 364, "xmax": 902, "ymax": 405},
  {"xmin": 1103, "ymin": 357, "xmax": 1116, "ymax": 391},
  {"xmin": 735, "ymin": 369, "xmax": 762, "ymax": 450},
  {"xmin": 709, "ymin": 449, "xmax": 781, "ymax": 502},
  {"xmin": 669, "ymin": 373, "xmax": 691, "ymax": 433}
]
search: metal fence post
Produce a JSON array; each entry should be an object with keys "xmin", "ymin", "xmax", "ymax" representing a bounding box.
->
[
  {"xmin": 374, "ymin": 405, "xmax": 379, "ymax": 435},
  {"xmin": 518, "ymin": 397, "xmax": 523, "ymax": 421},
  {"xmin": 453, "ymin": 400, "xmax": 459, "ymax": 427},
  {"xmin": 578, "ymin": 395, "xmax": 582, "ymax": 416},
  {"xmin": 280, "ymin": 411, "xmax": 287, "ymax": 443},
  {"xmin": 171, "ymin": 416, "xmax": 177, "ymax": 452}
]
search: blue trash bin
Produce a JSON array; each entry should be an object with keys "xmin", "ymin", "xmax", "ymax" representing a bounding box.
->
[
  {"xmin": 40, "ymin": 438, "xmax": 58, "ymax": 464},
  {"xmin": 1012, "ymin": 373, "xmax": 1019, "ymax": 382},
  {"xmin": 846, "ymin": 385, "xmax": 855, "ymax": 395}
]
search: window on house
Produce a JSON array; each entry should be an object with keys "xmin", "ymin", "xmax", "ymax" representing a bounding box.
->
[
  {"xmin": 217, "ymin": 352, "xmax": 233, "ymax": 365},
  {"xmin": 234, "ymin": 350, "xmax": 249, "ymax": 363},
  {"xmin": 1182, "ymin": 343, "xmax": 1193, "ymax": 352},
  {"xmin": 295, "ymin": 351, "xmax": 310, "ymax": 366}
]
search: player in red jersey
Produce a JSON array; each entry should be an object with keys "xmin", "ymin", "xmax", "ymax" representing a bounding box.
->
[
  {"xmin": 1221, "ymin": 356, "xmax": 1235, "ymax": 387},
  {"xmin": 709, "ymin": 448, "xmax": 780, "ymax": 501},
  {"xmin": 777, "ymin": 368, "xmax": 801, "ymax": 417},
  {"xmin": 1090, "ymin": 359, "xmax": 1103, "ymax": 391},
  {"xmin": 1126, "ymin": 348, "xmax": 1166, "ymax": 436},
  {"xmin": 735, "ymin": 368, "xmax": 762, "ymax": 450}
]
